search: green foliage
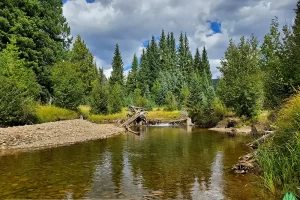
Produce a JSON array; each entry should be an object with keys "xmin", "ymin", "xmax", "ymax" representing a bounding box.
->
[
  {"xmin": 35, "ymin": 105, "xmax": 78, "ymax": 123},
  {"xmin": 0, "ymin": 42, "xmax": 39, "ymax": 125},
  {"xmin": 165, "ymin": 92, "xmax": 177, "ymax": 111},
  {"xmin": 0, "ymin": 0, "xmax": 71, "ymax": 102},
  {"xmin": 261, "ymin": 18, "xmax": 287, "ymax": 108},
  {"xmin": 90, "ymin": 79, "xmax": 109, "ymax": 115},
  {"xmin": 108, "ymin": 83, "xmax": 123, "ymax": 114},
  {"xmin": 126, "ymin": 54, "xmax": 139, "ymax": 93},
  {"xmin": 257, "ymin": 93, "xmax": 300, "ymax": 197},
  {"xmin": 71, "ymin": 35, "xmax": 97, "ymax": 99},
  {"xmin": 133, "ymin": 88, "xmax": 147, "ymax": 108},
  {"xmin": 51, "ymin": 61, "xmax": 84, "ymax": 110},
  {"xmin": 217, "ymin": 36, "xmax": 263, "ymax": 117},
  {"xmin": 110, "ymin": 44, "xmax": 124, "ymax": 86}
]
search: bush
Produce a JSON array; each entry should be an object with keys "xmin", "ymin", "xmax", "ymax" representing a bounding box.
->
[
  {"xmin": 35, "ymin": 105, "xmax": 78, "ymax": 123},
  {"xmin": 257, "ymin": 93, "xmax": 300, "ymax": 197}
]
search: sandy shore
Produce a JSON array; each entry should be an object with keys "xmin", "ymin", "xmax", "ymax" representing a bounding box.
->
[
  {"xmin": 209, "ymin": 126, "xmax": 252, "ymax": 134},
  {"xmin": 0, "ymin": 119, "xmax": 124, "ymax": 152}
]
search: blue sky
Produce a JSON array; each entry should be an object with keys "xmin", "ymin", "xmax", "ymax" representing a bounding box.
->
[{"xmin": 62, "ymin": 0, "xmax": 296, "ymax": 78}]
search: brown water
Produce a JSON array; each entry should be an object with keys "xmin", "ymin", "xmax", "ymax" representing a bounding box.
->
[{"xmin": 0, "ymin": 127, "xmax": 276, "ymax": 199}]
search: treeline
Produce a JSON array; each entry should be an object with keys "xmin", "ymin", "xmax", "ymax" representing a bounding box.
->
[
  {"xmin": 217, "ymin": 1, "xmax": 300, "ymax": 118},
  {"xmin": 0, "ymin": 0, "xmax": 219, "ymax": 126}
]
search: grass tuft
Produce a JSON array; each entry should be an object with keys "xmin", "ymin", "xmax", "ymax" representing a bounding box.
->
[{"xmin": 256, "ymin": 93, "xmax": 300, "ymax": 197}]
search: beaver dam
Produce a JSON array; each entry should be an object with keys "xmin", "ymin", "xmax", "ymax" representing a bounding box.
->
[{"xmin": 0, "ymin": 126, "xmax": 279, "ymax": 199}]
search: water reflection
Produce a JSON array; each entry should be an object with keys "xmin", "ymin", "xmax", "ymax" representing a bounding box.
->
[{"xmin": 0, "ymin": 127, "xmax": 276, "ymax": 199}]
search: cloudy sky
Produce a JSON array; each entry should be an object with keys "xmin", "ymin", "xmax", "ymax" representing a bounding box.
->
[{"xmin": 62, "ymin": 0, "xmax": 296, "ymax": 78}]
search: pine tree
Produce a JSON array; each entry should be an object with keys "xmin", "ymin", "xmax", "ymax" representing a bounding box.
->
[
  {"xmin": 201, "ymin": 47, "xmax": 213, "ymax": 85},
  {"xmin": 71, "ymin": 35, "xmax": 97, "ymax": 98},
  {"xmin": 110, "ymin": 44, "xmax": 124, "ymax": 86},
  {"xmin": 194, "ymin": 48, "xmax": 202, "ymax": 72},
  {"xmin": 138, "ymin": 49, "xmax": 151, "ymax": 92},
  {"xmin": 147, "ymin": 36, "xmax": 160, "ymax": 87},
  {"xmin": 159, "ymin": 29, "xmax": 168, "ymax": 71},
  {"xmin": 126, "ymin": 54, "xmax": 139, "ymax": 93}
]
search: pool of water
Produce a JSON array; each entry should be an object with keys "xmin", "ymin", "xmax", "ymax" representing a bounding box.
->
[{"xmin": 0, "ymin": 127, "xmax": 276, "ymax": 199}]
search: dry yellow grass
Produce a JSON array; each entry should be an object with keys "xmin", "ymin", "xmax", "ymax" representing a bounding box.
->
[
  {"xmin": 35, "ymin": 105, "xmax": 78, "ymax": 123},
  {"xmin": 79, "ymin": 106, "xmax": 181, "ymax": 122}
]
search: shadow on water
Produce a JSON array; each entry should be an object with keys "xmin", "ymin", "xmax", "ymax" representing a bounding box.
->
[{"xmin": 0, "ymin": 126, "xmax": 278, "ymax": 199}]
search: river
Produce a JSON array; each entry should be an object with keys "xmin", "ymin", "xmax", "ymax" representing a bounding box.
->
[{"xmin": 0, "ymin": 126, "xmax": 276, "ymax": 199}]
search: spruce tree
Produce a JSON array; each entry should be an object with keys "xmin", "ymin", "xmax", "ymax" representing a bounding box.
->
[
  {"xmin": 126, "ymin": 54, "xmax": 139, "ymax": 93},
  {"xmin": 194, "ymin": 48, "xmax": 202, "ymax": 72},
  {"xmin": 71, "ymin": 35, "xmax": 97, "ymax": 98},
  {"xmin": 201, "ymin": 47, "xmax": 213, "ymax": 85},
  {"xmin": 110, "ymin": 44, "xmax": 124, "ymax": 86},
  {"xmin": 148, "ymin": 36, "xmax": 160, "ymax": 87},
  {"xmin": 138, "ymin": 49, "xmax": 151, "ymax": 92}
]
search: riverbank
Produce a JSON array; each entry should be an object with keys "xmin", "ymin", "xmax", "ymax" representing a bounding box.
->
[{"xmin": 0, "ymin": 119, "xmax": 124, "ymax": 153}]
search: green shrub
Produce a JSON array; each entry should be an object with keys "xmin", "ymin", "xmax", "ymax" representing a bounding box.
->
[
  {"xmin": 257, "ymin": 93, "xmax": 300, "ymax": 197},
  {"xmin": 51, "ymin": 61, "xmax": 84, "ymax": 110},
  {"xmin": 35, "ymin": 105, "xmax": 78, "ymax": 123}
]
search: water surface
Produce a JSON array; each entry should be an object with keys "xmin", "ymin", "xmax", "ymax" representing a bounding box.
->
[{"xmin": 0, "ymin": 127, "xmax": 276, "ymax": 199}]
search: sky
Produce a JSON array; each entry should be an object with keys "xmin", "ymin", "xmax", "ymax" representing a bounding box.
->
[{"xmin": 62, "ymin": 0, "xmax": 296, "ymax": 78}]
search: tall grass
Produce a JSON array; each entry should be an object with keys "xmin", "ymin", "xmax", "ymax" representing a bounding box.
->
[
  {"xmin": 256, "ymin": 93, "xmax": 300, "ymax": 197},
  {"xmin": 35, "ymin": 105, "xmax": 79, "ymax": 123}
]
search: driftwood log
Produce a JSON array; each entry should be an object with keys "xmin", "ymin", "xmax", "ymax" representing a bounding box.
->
[
  {"xmin": 120, "ymin": 105, "xmax": 147, "ymax": 135},
  {"xmin": 247, "ymin": 131, "xmax": 275, "ymax": 149},
  {"xmin": 232, "ymin": 152, "xmax": 259, "ymax": 174},
  {"xmin": 232, "ymin": 130, "xmax": 275, "ymax": 174}
]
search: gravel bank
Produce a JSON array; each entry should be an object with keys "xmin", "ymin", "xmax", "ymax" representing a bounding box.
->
[{"xmin": 0, "ymin": 120, "xmax": 124, "ymax": 152}]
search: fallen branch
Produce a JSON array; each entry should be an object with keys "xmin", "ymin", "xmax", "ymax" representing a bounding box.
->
[{"xmin": 247, "ymin": 131, "xmax": 275, "ymax": 149}]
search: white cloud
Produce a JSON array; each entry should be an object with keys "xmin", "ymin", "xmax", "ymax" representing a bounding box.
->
[{"xmin": 63, "ymin": 0, "xmax": 297, "ymax": 79}]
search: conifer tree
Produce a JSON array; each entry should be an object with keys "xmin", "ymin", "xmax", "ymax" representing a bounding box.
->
[
  {"xmin": 138, "ymin": 49, "xmax": 151, "ymax": 92},
  {"xmin": 90, "ymin": 79, "xmax": 109, "ymax": 115},
  {"xmin": 147, "ymin": 36, "xmax": 160, "ymax": 87},
  {"xmin": 71, "ymin": 35, "xmax": 97, "ymax": 98},
  {"xmin": 108, "ymin": 83, "xmax": 123, "ymax": 114},
  {"xmin": 110, "ymin": 44, "xmax": 124, "ymax": 86},
  {"xmin": 126, "ymin": 54, "xmax": 139, "ymax": 93},
  {"xmin": 201, "ymin": 47, "xmax": 213, "ymax": 85},
  {"xmin": 194, "ymin": 48, "xmax": 202, "ymax": 72}
]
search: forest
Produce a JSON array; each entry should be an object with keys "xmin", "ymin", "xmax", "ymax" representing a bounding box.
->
[{"xmin": 0, "ymin": 0, "xmax": 300, "ymax": 197}]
